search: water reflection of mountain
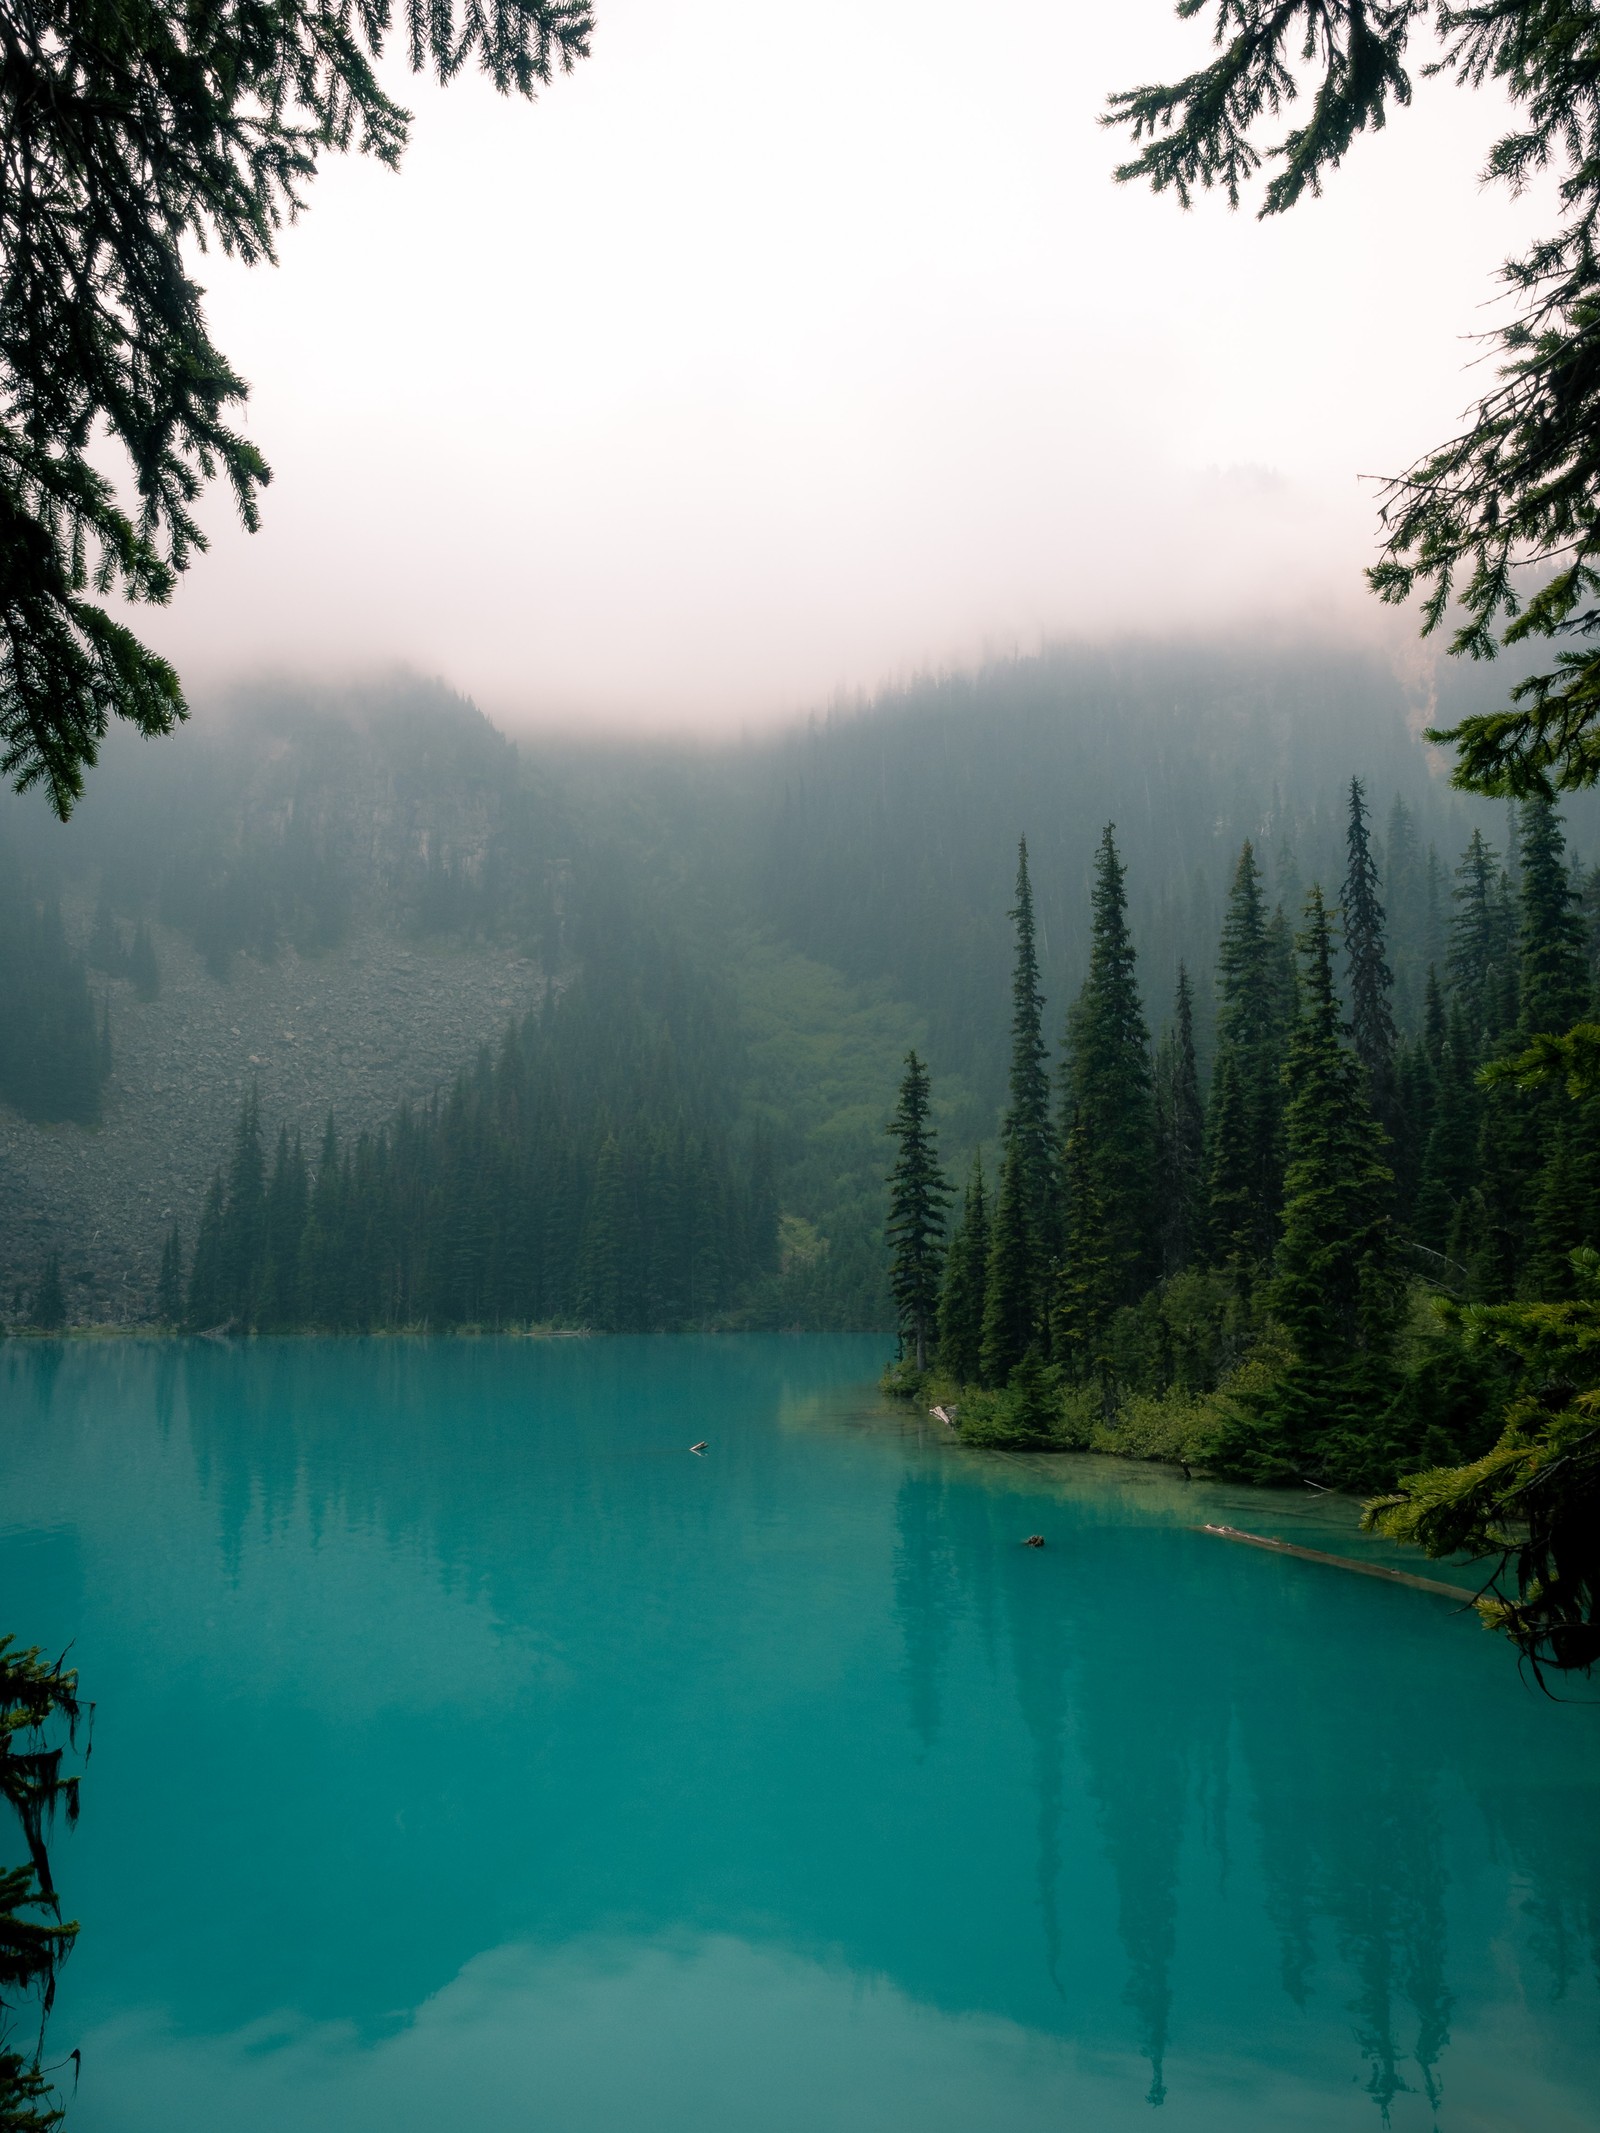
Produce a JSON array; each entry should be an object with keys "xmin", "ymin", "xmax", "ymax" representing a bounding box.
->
[{"xmin": 3, "ymin": 1340, "xmax": 1598, "ymax": 2119}]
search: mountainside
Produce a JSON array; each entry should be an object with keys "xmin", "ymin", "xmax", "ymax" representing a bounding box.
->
[{"xmin": 4, "ymin": 640, "xmax": 1594, "ymax": 1330}]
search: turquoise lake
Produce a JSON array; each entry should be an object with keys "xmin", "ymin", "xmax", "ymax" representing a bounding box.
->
[{"xmin": 2, "ymin": 1335, "xmax": 1598, "ymax": 2131}]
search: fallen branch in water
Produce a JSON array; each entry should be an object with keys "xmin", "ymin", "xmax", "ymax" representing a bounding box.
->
[{"xmin": 1195, "ymin": 1524, "xmax": 1469, "ymax": 1600}]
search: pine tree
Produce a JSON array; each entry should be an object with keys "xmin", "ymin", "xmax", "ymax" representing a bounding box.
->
[
  {"xmin": 1209, "ymin": 890, "xmax": 1400, "ymax": 1485},
  {"xmin": 1053, "ymin": 1102, "xmax": 1117, "ymax": 1380},
  {"xmin": 1205, "ymin": 842, "xmax": 1291, "ymax": 1285},
  {"xmin": 885, "ymin": 1051, "xmax": 951, "ymax": 1371},
  {"xmin": 1384, "ymin": 794, "xmax": 1425, "ymax": 1029},
  {"xmin": 217, "ymin": 1089, "xmax": 267, "ymax": 1326},
  {"xmin": 155, "ymin": 1224, "xmax": 184, "ymax": 1324},
  {"xmin": 1448, "ymin": 831, "xmax": 1515, "ymax": 1047},
  {"xmin": 28, "ymin": 1251, "xmax": 65, "ymax": 1331},
  {"xmin": 1276, "ymin": 890, "xmax": 1401, "ymax": 1364},
  {"xmin": 1517, "ymin": 798, "xmax": 1598, "ymax": 1293},
  {"xmin": 982, "ymin": 1139, "xmax": 1036, "ymax": 1385},
  {"xmin": 1341, "ymin": 777, "xmax": 1398, "ymax": 1127},
  {"xmin": 1154, "ymin": 965, "xmax": 1204, "ymax": 1277},
  {"xmin": 576, "ymin": 1134, "xmax": 629, "ymax": 1332},
  {"xmin": 1052, "ymin": 825, "xmax": 1158, "ymax": 1374},
  {"xmin": 938, "ymin": 1152, "xmax": 990, "ymax": 1385},
  {"xmin": 981, "ymin": 840, "xmax": 1054, "ymax": 1379},
  {"xmin": 186, "ymin": 1170, "xmax": 226, "ymax": 1330},
  {"xmin": 1517, "ymin": 798, "xmax": 1588, "ymax": 1039},
  {"xmin": 261, "ymin": 1125, "xmax": 309, "ymax": 1329},
  {"xmin": 1414, "ymin": 1005, "xmax": 1480, "ymax": 1257}
]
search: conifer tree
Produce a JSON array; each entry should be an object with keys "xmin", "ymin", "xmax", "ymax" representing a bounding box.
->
[
  {"xmin": 28, "ymin": 1252, "xmax": 65, "ymax": 1331},
  {"xmin": 1052, "ymin": 825, "xmax": 1158, "ymax": 1373},
  {"xmin": 1517, "ymin": 797, "xmax": 1588, "ymax": 1039},
  {"xmin": 1053, "ymin": 1103, "xmax": 1117, "ymax": 1381},
  {"xmin": 575, "ymin": 1135, "xmax": 629, "ymax": 1332},
  {"xmin": 1153, "ymin": 965, "xmax": 1204, "ymax": 1277},
  {"xmin": 1448, "ymin": 831, "xmax": 1515, "ymax": 1047},
  {"xmin": 155, "ymin": 1224, "xmax": 184, "ymax": 1325},
  {"xmin": 1414, "ymin": 1004, "xmax": 1480, "ymax": 1258},
  {"xmin": 1422, "ymin": 967, "xmax": 1446, "ymax": 1066},
  {"xmin": 1341, "ymin": 777, "xmax": 1398, "ymax": 1128},
  {"xmin": 982, "ymin": 840, "xmax": 1053, "ymax": 1379},
  {"xmin": 217, "ymin": 1089, "xmax": 266, "ymax": 1326},
  {"xmin": 1210, "ymin": 890, "xmax": 1399, "ymax": 1484},
  {"xmin": 1516, "ymin": 798, "xmax": 1599, "ymax": 1293},
  {"xmin": 885, "ymin": 1051, "xmax": 951, "ymax": 1371},
  {"xmin": 262, "ymin": 1126, "xmax": 309, "ymax": 1329},
  {"xmin": 1204, "ymin": 842, "xmax": 1291, "ymax": 1285},
  {"xmin": 186, "ymin": 1171, "xmax": 226, "ymax": 1330},
  {"xmin": 1276, "ymin": 891, "xmax": 1401, "ymax": 1362},
  {"xmin": 1384, "ymin": 793, "xmax": 1425, "ymax": 1028},
  {"xmin": 981, "ymin": 1140, "xmax": 1036, "ymax": 1386},
  {"xmin": 938, "ymin": 1153, "xmax": 990, "ymax": 1386},
  {"xmin": 1003, "ymin": 836, "xmax": 1053, "ymax": 1231}
]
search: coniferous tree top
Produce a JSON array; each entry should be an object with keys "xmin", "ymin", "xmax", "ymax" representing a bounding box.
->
[
  {"xmin": 1341, "ymin": 776, "xmax": 1398, "ymax": 1087},
  {"xmin": 0, "ymin": 0, "xmax": 592, "ymax": 817},
  {"xmin": 1004, "ymin": 839, "xmax": 1051, "ymax": 1156},
  {"xmin": 1106, "ymin": 2, "xmax": 1600, "ymax": 799},
  {"xmin": 1216, "ymin": 842, "xmax": 1270, "ymax": 1044},
  {"xmin": 1274, "ymin": 886, "xmax": 1399, "ymax": 1369},
  {"xmin": 1517, "ymin": 797, "xmax": 1589, "ymax": 1036},
  {"xmin": 885, "ymin": 1050, "xmax": 951, "ymax": 1368}
]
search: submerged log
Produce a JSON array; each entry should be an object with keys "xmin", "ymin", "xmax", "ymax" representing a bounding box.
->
[{"xmin": 1196, "ymin": 1523, "xmax": 1471, "ymax": 1601}]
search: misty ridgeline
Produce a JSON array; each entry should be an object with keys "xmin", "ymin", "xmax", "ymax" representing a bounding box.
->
[{"xmin": 2, "ymin": 641, "xmax": 1595, "ymax": 1395}]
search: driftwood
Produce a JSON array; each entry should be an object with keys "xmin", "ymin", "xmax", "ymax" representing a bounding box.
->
[{"xmin": 1196, "ymin": 1523, "xmax": 1471, "ymax": 1601}]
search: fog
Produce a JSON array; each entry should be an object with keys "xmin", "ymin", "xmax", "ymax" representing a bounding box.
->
[{"xmin": 136, "ymin": 0, "xmax": 1548, "ymax": 732}]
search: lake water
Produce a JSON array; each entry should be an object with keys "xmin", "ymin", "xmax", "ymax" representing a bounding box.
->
[{"xmin": 2, "ymin": 1335, "xmax": 1598, "ymax": 2132}]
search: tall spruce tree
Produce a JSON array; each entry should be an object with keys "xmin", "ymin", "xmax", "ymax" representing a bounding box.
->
[
  {"xmin": 1448, "ymin": 831, "xmax": 1516, "ymax": 1048},
  {"xmin": 1276, "ymin": 891, "xmax": 1401, "ymax": 1365},
  {"xmin": 1154, "ymin": 965, "xmax": 1205, "ymax": 1277},
  {"xmin": 217, "ymin": 1089, "xmax": 266, "ymax": 1327},
  {"xmin": 261, "ymin": 1126, "xmax": 309, "ymax": 1329},
  {"xmin": 982, "ymin": 840, "xmax": 1054, "ymax": 1381},
  {"xmin": 1204, "ymin": 842, "xmax": 1290, "ymax": 1286},
  {"xmin": 885, "ymin": 1052, "xmax": 950, "ymax": 1372},
  {"xmin": 185, "ymin": 1170, "xmax": 226, "ymax": 1330},
  {"xmin": 938, "ymin": 1153, "xmax": 990, "ymax": 1386},
  {"xmin": 1414, "ymin": 1003, "xmax": 1480, "ymax": 1261},
  {"xmin": 1052, "ymin": 825, "xmax": 1158, "ymax": 1375},
  {"xmin": 1341, "ymin": 777, "xmax": 1398, "ymax": 1130},
  {"xmin": 1210, "ymin": 889, "xmax": 1400, "ymax": 1485},
  {"xmin": 1516, "ymin": 799, "xmax": 1599, "ymax": 1293}
]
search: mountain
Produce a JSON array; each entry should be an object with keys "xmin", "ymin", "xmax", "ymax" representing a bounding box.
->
[{"xmin": 3, "ymin": 640, "xmax": 1593, "ymax": 1329}]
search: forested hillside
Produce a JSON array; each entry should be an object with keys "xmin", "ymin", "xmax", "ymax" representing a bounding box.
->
[
  {"xmin": 4, "ymin": 642, "xmax": 1595, "ymax": 1334},
  {"xmin": 881, "ymin": 787, "xmax": 1600, "ymax": 1540}
]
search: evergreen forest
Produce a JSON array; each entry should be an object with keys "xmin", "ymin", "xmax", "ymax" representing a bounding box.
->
[{"xmin": 883, "ymin": 785, "xmax": 1600, "ymax": 1671}]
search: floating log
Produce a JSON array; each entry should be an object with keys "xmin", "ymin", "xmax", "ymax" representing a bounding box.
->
[{"xmin": 1196, "ymin": 1523, "xmax": 1472, "ymax": 1601}]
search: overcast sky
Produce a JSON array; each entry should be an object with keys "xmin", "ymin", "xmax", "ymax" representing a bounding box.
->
[{"xmin": 142, "ymin": 0, "xmax": 1548, "ymax": 733}]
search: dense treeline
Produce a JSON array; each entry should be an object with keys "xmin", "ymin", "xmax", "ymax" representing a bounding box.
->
[
  {"xmin": 887, "ymin": 784, "xmax": 1600, "ymax": 1502},
  {"xmin": 749, "ymin": 644, "xmax": 1593, "ymax": 1100},
  {"xmin": 172, "ymin": 938, "xmax": 779, "ymax": 1333},
  {"xmin": 0, "ymin": 851, "xmax": 109, "ymax": 1124}
]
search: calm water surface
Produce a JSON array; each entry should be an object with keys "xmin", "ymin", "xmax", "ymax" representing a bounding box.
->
[{"xmin": 2, "ymin": 1335, "xmax": 1598, "ymax": 2132}]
